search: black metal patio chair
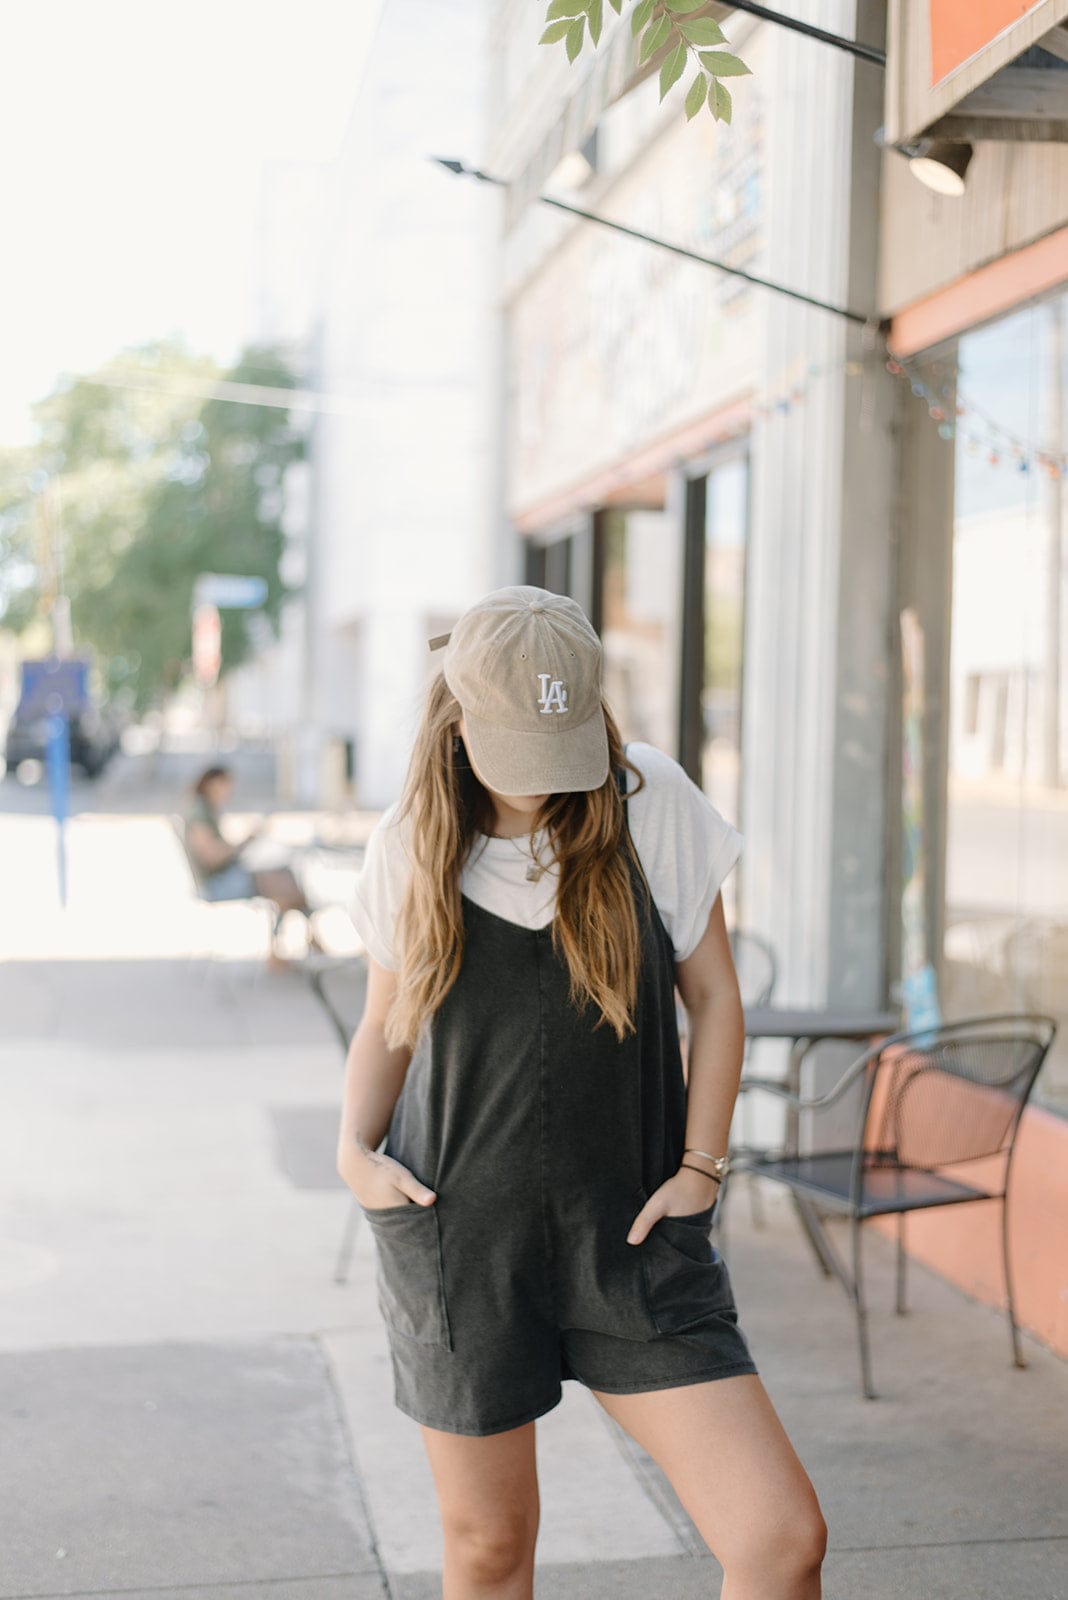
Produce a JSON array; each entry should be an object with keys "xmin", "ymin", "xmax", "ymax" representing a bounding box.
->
[
  {"xmin": 729, "ymin": 927, "xmax": 777, "ymax": 1008},
  {"xmin": 727, "ymin": 928, "xmax": 778, "ymax": 1229},
  {"xmin": 734, "ymin": 1012, "xmax": 1057, "ymax": 1399},
  {"xmin": 305, "ymin": 957, "xmax": 367, "ymax": 1054},
  {"xmin": 302, "ymin": 956, "xmax": 374, "ymax": 1283}
]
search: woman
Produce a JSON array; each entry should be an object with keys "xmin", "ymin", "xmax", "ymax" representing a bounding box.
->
[
  {"xmin": 183, "ymin": 764, "xmax": 317, "ymax": 969},
  {"xmin": 338, "ymin": 586, "xmax": 827, "ymax": 1600}
]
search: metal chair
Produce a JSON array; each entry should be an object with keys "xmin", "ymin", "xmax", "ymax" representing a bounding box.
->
[
  {"xmin": 726, "ymin": 928, "xmax": 778, "ymax": 1230},
  {"xmin": 729, "ymin": 927, "xmax": 777, "ymax": 1008},
  {"xmin": 305, "ymin": 958, "xmax": 367, "ymax": 1054},
  {"xmin": 302, "ymin": 956, "xmax": 372, "ymax": 1283},
  {"xmin": 735, "ymin": 1012, "xmax": 1057, "ymax": 1399},
  {"xmin": 169, "ymin": 814, "xmax": 280, "ymax": 970}
]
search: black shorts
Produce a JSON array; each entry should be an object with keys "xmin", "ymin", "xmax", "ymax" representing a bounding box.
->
[{"xmin": 362, "ymin": 1194, "xmax": 759, "ymax": 1438}]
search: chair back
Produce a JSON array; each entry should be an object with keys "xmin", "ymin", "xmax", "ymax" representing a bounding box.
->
[
  {"xmin": 307, "ymin": 960, "xmax": 367, "ymax": 1052},
  {"xmin": 170, "ymin": 813, "xmax": 208, "ymax": 895},
  {"xmin": 861, "ymin": 1013, "xmax": 1056, "ymax": 1173},
  {"xmin": 729, "ymin": 928, "xmax": 777, "ymax": 1007}
]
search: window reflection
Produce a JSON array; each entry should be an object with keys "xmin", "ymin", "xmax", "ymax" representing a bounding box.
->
[
  {"xmin": 941, "ymin": 294, "xmax": 1068, "ymax": 1112},
  {"xmin": 702, "ymin": 457, "xmax": 747, "ymax": 827},
  {"xmin": 600, "ymin": 507, "xmax": 681, "ymax": 754}
]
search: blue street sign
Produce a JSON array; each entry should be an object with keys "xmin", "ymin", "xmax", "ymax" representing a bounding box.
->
[
  {"xmin": 193, "ymin": 574, "xmax": 268, "ymax": 610},
  {"xmin": 46, "ymin": 711, "xmax": 70, "ymax": 907}
]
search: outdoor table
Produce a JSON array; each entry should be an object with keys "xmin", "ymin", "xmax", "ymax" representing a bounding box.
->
[{"xmin": 734, "ymin": 1005, "xmax": 902, "ymax": 1271}]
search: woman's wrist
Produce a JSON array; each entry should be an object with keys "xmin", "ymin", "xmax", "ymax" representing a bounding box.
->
[
  {"xmin": 678, "ymin": 1160, "xmax": 722, "ymax": 1188},
  {"xmin": 682, "ymin": 1147, "xmax": 732, "ymax": 1182}
]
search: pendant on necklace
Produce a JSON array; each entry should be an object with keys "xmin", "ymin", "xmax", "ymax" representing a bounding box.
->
[{"xmin": 525, "ymin": 861, "xmax": 545, "ymax": 883}]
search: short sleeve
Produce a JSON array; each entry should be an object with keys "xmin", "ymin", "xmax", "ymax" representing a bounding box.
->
[
  {"xmin": 349, "ymin": 802, "xmax": 412, "ymax": 970},
  {"xmin": 624, "ymin": 742, "xmax": 743, "ymax": 961}
]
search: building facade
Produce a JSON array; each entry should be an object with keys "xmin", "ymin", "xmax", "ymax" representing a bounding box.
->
[
  {"xmin": 486, "ymin": 0, "xmax": 1067, "ymax": 1351},
  {"xmin": 488, "ymin": 0, "xmax": 895, "ymax": 1064},
  {"xmin": 879, "ymin": 0, "xmax": 1068, "ymax": 1352},
  {"xmin": 303, "ymin": 0, "xmax": 506, "ymax": 809}
]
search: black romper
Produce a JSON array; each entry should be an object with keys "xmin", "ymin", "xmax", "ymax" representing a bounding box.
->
[{"xmin": 358, "ymin": 762, "xmax": 759, "ymax": 1436}]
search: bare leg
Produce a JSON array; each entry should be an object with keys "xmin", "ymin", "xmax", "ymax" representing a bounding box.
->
[
  {"xmin": 252, "ymin": 867, "xmax": 323, "ymax": 955},
  {"xmin": 252, "ymin": 867, "xmax": 307, "ymax": 917},
  {"xmin": 591, "ymin": 1374, "xmax": 826, "ymax": 1599},
  {"xmin": 247, "ymin": 870, "xmax": 297, "ymax": 968},
  {"xmin": 420, "ymin": 1420, "xmax": 539, "ymax": 1600}
]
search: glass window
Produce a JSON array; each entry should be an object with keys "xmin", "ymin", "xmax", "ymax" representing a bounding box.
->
[
  {"xmin": 701, "ymin": 455, "xmax": 748, "ymax": 842},
  {"xmin": 600, "ymin": 507, "xmax": 682, "ymax": 754},
  {"xmin": 941, "ymin": 291, "xmax": 1068, "ymax": 1112}
]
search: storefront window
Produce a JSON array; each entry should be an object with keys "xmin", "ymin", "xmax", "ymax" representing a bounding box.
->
[
  {"xmin": 701, "ymin": 456, "xmax": 748, "ymax": 833},
  {"xmin": 600, "ymin": 506, "xmax": 681, "ymax": 755},
  {"xmin": 677, "ymin": 453, "xmax": 749, "ymax": 927},
  {"xmin": 941, "ymin": 292, "xmax": 1068, "ymax": 1112}
]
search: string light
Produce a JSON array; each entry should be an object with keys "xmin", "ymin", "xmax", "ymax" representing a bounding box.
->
[
  {"xmin": 736, "ymin": 348, "xmax": 1066, "ymax": 482},
  {"xmin": 887, "ymin": 353, "xmax": 1066, "ymax": 480}
]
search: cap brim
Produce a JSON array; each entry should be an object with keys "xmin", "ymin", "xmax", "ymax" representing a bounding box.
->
[{"xmin": 463, "ymin": 705, "xmax": 610, "ymax": 795}]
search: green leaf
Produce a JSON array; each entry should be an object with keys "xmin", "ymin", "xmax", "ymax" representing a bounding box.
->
[
  {"xmin": 639, "ymin": 12, "xmax": 672, "ymax": 60},
  {"xmin": 664, "ymin": 0, "xmax": 708, "ymax": 10},
  {"xmin": 588, "ymin": 0, "xmax": 603, "ymax": 45},
  {"xmin": 659, "ymin": 38, "xmax": 686, "ymax": 99},
  {"xmin": 708, "ymin": 77, "xmax": 733, "ymax": 121},
  {"xmin": 608, "ymin": 0, "xmax": 622, "ymax": 10},
  {"xmin": 540, "ymin": 18, "xmax": 573, "ymax": 43},
  {"xmin": 546, "ymin": 0, "xmax": 588, "ymax": 18},
  {"xmin": 684, "ymin": 70, "xmax": 707, "ymax": 119},
  {"xmin": 678, "ymin": 17, "xmax": 725, "ymax": 44},
  {"xmin": 630, "ymin": 0, "xmax": 655, "ymax": 37},
  {"xmin": 565, "ymin": 15, "xmax": 586, "ymax": 61},
  {"xmin": 699, "ymin": 50, "xmax": 752, "ymax": 76}
]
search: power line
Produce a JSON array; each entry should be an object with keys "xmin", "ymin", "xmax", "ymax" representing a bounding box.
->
[
  {"xmin": 725, "ymin": 2, "xmax": 885, "ymax": 66},
  {"xmin": 433, "ymin": 159, "xmax": 883, "ymax": 330},
  {"xmin": 56, "ymin": 368, "xmax": 368, "ymax": 417}
]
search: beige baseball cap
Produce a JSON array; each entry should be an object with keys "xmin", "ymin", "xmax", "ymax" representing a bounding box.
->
[{"xmin": 429, "ymin": 585, "xmax": 609, "ymax": 795}]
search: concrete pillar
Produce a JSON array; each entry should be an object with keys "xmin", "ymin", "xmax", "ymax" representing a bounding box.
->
[{"xmin": 741, "ymin": 1, "xmax": 897, "ymax": 1012}]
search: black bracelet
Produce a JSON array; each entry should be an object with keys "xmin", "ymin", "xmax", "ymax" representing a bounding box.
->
[{"xmin": 680, "ymin": 1161, "xmax": 722, "ymax": 1184}]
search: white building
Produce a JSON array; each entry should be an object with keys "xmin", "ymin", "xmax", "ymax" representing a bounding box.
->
[
  {"xmin": 225, "ymin": 158, "xmax": 330, "ymax": 769},
  {"xmin": 305, "ymin": 0, "xmax": 506, "ymax": 808}
]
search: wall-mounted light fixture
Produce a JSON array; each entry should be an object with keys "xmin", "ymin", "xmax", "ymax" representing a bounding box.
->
[
  {"xmin": 874, "ymin": 126, "xmax": 973, "ymax": 196},
  {"xmin": 907, "ymin": 138, "xmax": 974, "ymax": 196}
]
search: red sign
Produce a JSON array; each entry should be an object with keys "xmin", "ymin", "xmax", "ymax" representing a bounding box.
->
[
  {"xmin": 929, "ymin": 0, "xmax": 1043, "ymax": 84},
  {"xmin": 192, "ymin": 603, "xmax": 221, "ymax": 687}
]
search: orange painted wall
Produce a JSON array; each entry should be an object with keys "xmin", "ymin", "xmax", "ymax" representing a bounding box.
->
[
  {"xmin": 871, "ymin": 1101, "xmax": 1068, "ymax": 1357},
  {"xmin": 929, "ymin": 0, "xmax": 1043, "ymax": 84}
]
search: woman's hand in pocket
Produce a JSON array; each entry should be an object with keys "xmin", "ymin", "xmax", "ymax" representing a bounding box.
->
[
  {"xmin": 626, "ymin": 1166, "xmax": 720, "ymax": 1244},
  {"xmin": 339, "ymin": 1143, "xmax": 437, "ymax": 1211}
]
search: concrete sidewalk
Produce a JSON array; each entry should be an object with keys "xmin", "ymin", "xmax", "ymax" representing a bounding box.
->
[{"xmin": 1, "ymin": 809, "xmax": 1065, "ymax": 1600}]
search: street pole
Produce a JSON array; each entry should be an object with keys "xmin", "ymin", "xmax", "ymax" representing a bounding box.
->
[
  {"xmin": 42, "ymin": 481, "xmax": 72, "ymax": 906},
  {"xmin": 46, "ymin": 711, "xmax": 71, "ymax": 906}
]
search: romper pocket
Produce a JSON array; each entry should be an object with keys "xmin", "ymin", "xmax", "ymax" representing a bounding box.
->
[
  {"xmin": 638, "ymin": 1195, "xmax": 737, "ymax": 1336},
  {"xmin": 360, "ymin": 1201, "xmax": 453, "ymax": 1351}
]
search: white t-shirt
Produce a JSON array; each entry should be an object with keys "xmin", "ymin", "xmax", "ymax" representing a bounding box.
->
[{"xmin": 350, "ymin": 740, "xmax": 742, "ymax": 970}]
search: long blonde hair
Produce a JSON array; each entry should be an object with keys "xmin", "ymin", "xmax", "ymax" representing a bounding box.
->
[{"xmin": 385, "ymin": 669, "xmax": 648, "ymax": 1051}]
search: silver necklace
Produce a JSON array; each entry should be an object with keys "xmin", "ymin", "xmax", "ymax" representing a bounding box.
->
[{"xmin": 499, "ymin": 830, "xmax": 550, "ymax": 882}]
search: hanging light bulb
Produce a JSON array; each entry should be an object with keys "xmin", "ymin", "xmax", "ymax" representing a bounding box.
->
[{"xmin": 908, "ymin": 140, "xmax": 973, "ymax": 197}]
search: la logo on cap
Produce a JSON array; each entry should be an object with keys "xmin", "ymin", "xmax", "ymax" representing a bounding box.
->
[{"xmin": 537, "ymin": 674, "xmax": 568, "ymax": 714}]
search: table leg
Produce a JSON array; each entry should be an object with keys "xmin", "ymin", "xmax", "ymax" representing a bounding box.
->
[{"xmin": 784, "ymin": 1036, "xmax": 836, "ymax": 1279}]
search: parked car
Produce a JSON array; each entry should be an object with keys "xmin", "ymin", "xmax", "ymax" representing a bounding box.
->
[{"xmin": 4, "ymin": 657, "xmax": 120, "ymax": 779}]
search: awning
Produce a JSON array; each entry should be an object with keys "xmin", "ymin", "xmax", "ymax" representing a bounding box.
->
[{"xmin": 885, "ymin": 0, "xmax": 1068, "ymax": 145}]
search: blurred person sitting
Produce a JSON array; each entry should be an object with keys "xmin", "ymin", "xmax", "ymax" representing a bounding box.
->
[{"xmin": 183, "ymin": 764, "xmax": 319, "ymax": 970}]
